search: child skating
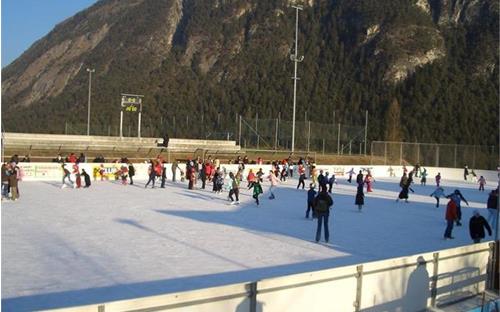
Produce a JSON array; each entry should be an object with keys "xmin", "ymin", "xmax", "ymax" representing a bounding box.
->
[
  {"xmin": 249, "ymin": 180, "xmax": 263, "ymax": 205},
  {"xmin": 430, "ymin": 186, "xmax": 445, "ymax": 207},
  {"xmin": 478, "ymin": 176, "xmax": 486, "ymax": 191}
]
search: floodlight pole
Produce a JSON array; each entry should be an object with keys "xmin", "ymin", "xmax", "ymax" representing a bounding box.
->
[
  {"xmin": 86, "ymin": 68, "xmax": 95, "ymax": 136},
  {"xmin": 290, "ymin": 5, "xmax": 303, "ymax": 153}
]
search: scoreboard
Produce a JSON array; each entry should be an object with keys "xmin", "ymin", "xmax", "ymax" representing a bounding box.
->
[{"xmin": 121, "ymin": 94, "xmax": 143, "ymax": 113}]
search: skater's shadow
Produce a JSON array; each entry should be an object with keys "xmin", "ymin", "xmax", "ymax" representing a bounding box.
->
[{"xmin": 42, "ymin": 181, "xmax": 64, "ymax": 188}]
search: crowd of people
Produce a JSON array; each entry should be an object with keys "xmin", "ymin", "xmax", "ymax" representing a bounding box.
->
[{"xmin": 2, "ymin": 152, "xmax": 498, "ymax": 245}]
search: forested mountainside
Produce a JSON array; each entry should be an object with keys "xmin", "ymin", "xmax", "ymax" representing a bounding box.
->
[{"xmin": 2, "ymin": 0, "xmax": 498, "ymax": 146}]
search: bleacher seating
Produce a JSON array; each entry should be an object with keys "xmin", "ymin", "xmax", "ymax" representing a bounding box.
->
[{"xmin": 2, "ymin": 133, "xmax": 241, "ymax": 161}]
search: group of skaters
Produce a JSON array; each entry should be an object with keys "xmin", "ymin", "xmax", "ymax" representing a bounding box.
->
[{"xmin": 1, "ymin": 156, "xmax": 24, "ymax": 201}]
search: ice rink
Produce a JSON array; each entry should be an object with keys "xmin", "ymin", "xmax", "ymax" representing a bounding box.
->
[{"xmin": 1, "ymin": 174, "xmax": 496, "ymax": 311}]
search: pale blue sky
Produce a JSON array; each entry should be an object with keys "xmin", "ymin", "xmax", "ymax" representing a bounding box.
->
[{"xmin": 2, "ymin": 0, "xmax": 99, "ymax": 67}]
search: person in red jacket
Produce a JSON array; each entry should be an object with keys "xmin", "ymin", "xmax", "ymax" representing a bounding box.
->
[{"xmin": 444, "ymin": 199, "xmax": 458, "ymax": 239}]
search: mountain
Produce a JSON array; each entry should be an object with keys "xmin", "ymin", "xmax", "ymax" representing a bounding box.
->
[{"xmin": 2, "ymin": 0, "xmax": 498, "ymax": 147}]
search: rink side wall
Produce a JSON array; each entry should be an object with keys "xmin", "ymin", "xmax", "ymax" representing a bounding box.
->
[
  {"xmin": 14, "ymin": 163, "xmax": 499, "ymax": 184},
  {"xmin": 50, "ymin": 242, "xmax": 496, "ymax": 312}
]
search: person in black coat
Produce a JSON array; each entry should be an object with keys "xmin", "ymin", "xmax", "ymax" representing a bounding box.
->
[
  {"xmin": 486, "ymin": 188, "xmax": 498, "ymax": 231},
  {"xmin": 469, "ymin": 210, "xmax": 492, "ymax": 243},
  {"xmin": 313, "ymin": 190, "xmax": 333, "ymax": 243},
  {"xmin": 128, "ymin": 163, "xmax": 135, "ymax": 185},
  {"xmin": 81, "ymin": 169, "xmax": 91, "ymax": 188},
  {"xmin": 355, "ymin": 184, "xmax": 364, "ymax": 211},
  {"xmin": 356, "ymin": 170, "xmax": 364, "ymax": 185}
]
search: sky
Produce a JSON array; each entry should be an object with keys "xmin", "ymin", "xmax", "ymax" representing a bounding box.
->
[{"xmin": 1, "ymin": 0, "xmax": 99, "ymax": 67}]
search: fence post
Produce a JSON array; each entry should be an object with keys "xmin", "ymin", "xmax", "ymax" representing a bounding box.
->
[
  {"xmin": 322, "ymin": 139, "xmax": 325, "ymax": 155},
  {"xmin": 274, "ymin": 118, "xmax": 278, "ymax": 151},
  {"xmin": 454, "ymin": 144, "xmax": 457, "ymax": 168},
  {"xmin": 65, "ymin": 122, "xmax": 68, "ymax": 135},
  {"xmin": 417, "ymin": 144, "xmax": 420, "ymax": 164},
  {"xmin": 384, "ymin": 142, "xmax": 388, "ymax": 165},
  {"xmin": 307, "ymin": 121, "xmax": 311, "ymax": 153},
  {"xmin": 238, "ymin": 115, "xmax": 242, "ymax": 146},
  {"xmin": 435, "ymin": 145, "xmax": 439, "ymax": 167},
  {"xmin": 349, "ymin": 141, "xmax": 352, "ymax": 155},
  {"xmin": 364, "ymin": 110, "xmax": 368, "ymax": 155},
  {"xmin": 359, "ymin": 142, "xmax": 362, "ymax": 155},
  {"xmin": 337, "ymin": 123, "xmax": 341, "ymax": 155},
  {"xmin": 472, "ymin": 145, "xmax": 476, "ymax": 168},
  {"xmin": 399, "ymin": 143, "xmax": 403, "ymax": 165},
  {"xmin": 430, "ymin": 252, "xmax": 439, "ymax": 307},
  {"xmin": 354, "ymin": 265, "xmax": 363, "ymax": 312},
  {"xmin": 256, "ymin": 113, "xmax": 259, "ymax": 149}
]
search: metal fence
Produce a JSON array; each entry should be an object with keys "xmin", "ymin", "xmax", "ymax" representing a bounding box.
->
[
  {"xmin": 62, "ymin": 116, "xmax": 367, "ymax": 155},
  {"xmin": 371, "ymin": 141, "xmax": 498, "ymax": 170},
  {"xmin": 238, "ymin": 117, "xmax": 367, "ymax": 155}
]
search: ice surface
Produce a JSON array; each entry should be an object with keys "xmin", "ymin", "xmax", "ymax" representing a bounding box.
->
[{"xmin": 1, "ymin": 175, "xmax": 496, "ymax": 311}]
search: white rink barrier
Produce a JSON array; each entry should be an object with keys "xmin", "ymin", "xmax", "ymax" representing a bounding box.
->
[
  {"xmin": 48, "ymin": 242, "xmax": 496, "ymax": 312},
  {"xmin": 12, "ymin": 163, "xmax": 499, "ymax": 184}
]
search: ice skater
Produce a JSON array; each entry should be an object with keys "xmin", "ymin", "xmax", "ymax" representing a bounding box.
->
[
  {"xmin": 478, "ymin": 176, "xmax": 486, "ymax": 191},
  {"xmin": 487, "ymin": 188, "xmax": 498, "ymax": 232},
  {"xmin": 463, "ymin": 165, "xmax": 469, "ymax": 181},
  {"xmin": 228, "ymin": 172, "xmax": 240, "ymax": 204},
  {"xmin": 145, "ymin": 160, "xmax": 157, "ymax": 188},
  {"xmin": 430, "ymin": 186, "xmax": 445, "ymax": 208},
  {"xmin": 306, "ymin": 184, "xmax": 317, "ymax": 219},
  {"xmin": 435, "ymin": 172, "xmax": 441, "ymax": 187},
  {"xmin": 81, "ymin": 169, "xmax": 91, "ymax": 188},
  {"xmin": 314, "ymin": 189, "xmax": 333, "ymax": 243},
  {"xmin": 61, "ymin": 163, "xmax": 74, "ymax": 188},
  {"xmin": 355, "ymin": 183, "xmax": 364, "ymax": 211},
  {"xmin": 297, "ymin": 164, "xmax": 306, "ymax": 189},
  {"xmin": 420, "ymin": 168, "xmax": 427, "ymax": 186},
  {"xmin": 249, "ymin": 179, "xmax": 263, "ymax": 205},
  {"xmin": 397, "ymin": 178, "xmax": 414, "ymax": 203},
  {"xmin": 446, "ymin": 189, "xmax": 469, "ymax": 226},
  {"xmin": 364, "ymin": 171, "xmax": 374, "ymax": 192},
  {"xmin": 327, "ymin": 172, "xmax": 336, "ymax": 193},
  {"xmin": 444, "ymin": 199, "xmax": 457, "ymax": 240},
  {"xmin": 469, "ymin": 210, "xmax": 492, "ymax": 243},
  {"xmin": 346, "ymin": 168, "xmax": 355, "ymax": 183},
  {"xmin": 267, "ymin": 170, "xmax": 279, "ymax": 199}
]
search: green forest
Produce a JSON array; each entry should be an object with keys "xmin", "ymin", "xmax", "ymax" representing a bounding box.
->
[{"xmin": 2, "ymin": 0, "xmax": 498, "ymax": 148}]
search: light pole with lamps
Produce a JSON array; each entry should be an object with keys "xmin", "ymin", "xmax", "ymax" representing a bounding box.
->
[
  {"xmin": 86, "ymin": 68, "xmax": 95, "ymax": 136},
  {"xmin": 290, "ymin": 5, "xmax": 303, "ymax": 153}
]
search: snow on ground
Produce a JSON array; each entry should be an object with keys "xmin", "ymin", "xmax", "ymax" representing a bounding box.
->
[{"xmin": 1, "ymin": 175, "xmax": 496, "ymax": 311}]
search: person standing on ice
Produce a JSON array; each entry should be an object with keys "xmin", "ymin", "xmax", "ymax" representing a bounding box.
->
[
  {"xmin": 267, "ymin": 170, "xmax": 279, "ymax": 199},
  {"xmin": 435, "ymin": 172, "xmax": 441, "ymax": 187},
  {"xmin": 228, "ymin": 172, "xmax": 240, "ymax": 204},
  {"xmin": 314, "ymin": 189, "xmax": 333, "ymax": 243},
  {"xmin": 420, "ymin": 168, "xmax": 428, "ymax": 186},
  {"xmin": 478, "ymin": 176, "xmax": 486, "ymax": 191},
  {"xmin": 171, "ymin": 160, "xmax": 179, "ymax": 182},
  {"xmin": 347, "ymin": 168, "xmax": 355, "ymax": 183},
  {"xmin": 446, "ymin": 189, "xmax": 469, "ymax": 226},
  {"xmin": 297, "ymin": 163, "xmax": 306, "ymax": 189},
  {"xmin": 247, "ymin": 169, "xmax": 256, "ymax": 188},
  {"xmin": 397, "ymin": 175, "xmax": 413, "ymax": 203},
  {"xmin": 463, "ymin": 165, "xmax": 469, "ymax": 181},
  {"xmin": 327, "ymin": 172, "xmax": 336, "ymax": 193},
  {"xmin": 469, "ymin": 210, "xmax": 492, "ymax": 243},
  {"xmin": 356, "ymin": 170, "xmax": 364, "ymax": 185},
  {"xmin": 430, "ymin": 186, "xmax": 445, "ymax": 208},
  {"xmin": 355, "ymin": 183, "xmax": 365, "ymax": 212},
  {"xmin": 145, "ymin": 160, "xmax": 157, "ymax": 188},
  {"xmin": 61, "ymin": 163, "xmax": 74, "ymax": 188},
  {"xmin": 364, "ymin": 170, "xmax": 374, "ymax": 192},
  {"xmin": 486, "ymin": 188, "xmax": 498, "ymax": 232},
  {"xmin": 444, "ymin": 199, "xmax": 458, "ymax": 239},
  {"xmin": 249, "ymin": 179, "xmax": 263, "ymax": 205},
  {"xmin": 306, "ymin": 184, "xmax": 317, "ymax": 219},
  {"xmin": 128, "ymin": 162, "xmax": 135, "ymax": 185},
  {"xmin": 81, "ymin": 169, "xmax": 91, "ymax": 188},
  {"xmin": 318, "ymin": 170, "xmax": 327, "ymax": 192}
]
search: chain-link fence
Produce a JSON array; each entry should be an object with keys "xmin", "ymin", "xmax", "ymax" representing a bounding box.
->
[
  {"xmin": 63, "ymin": 115, "xmax": 367, "ymax": 155},
  {"xmin": 371, "ymin": 141, "xmax": 497, "ymax": 169},
  {"xmin": 239, "ymin": 117, "xmax": 367, "ymax": 155}
]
